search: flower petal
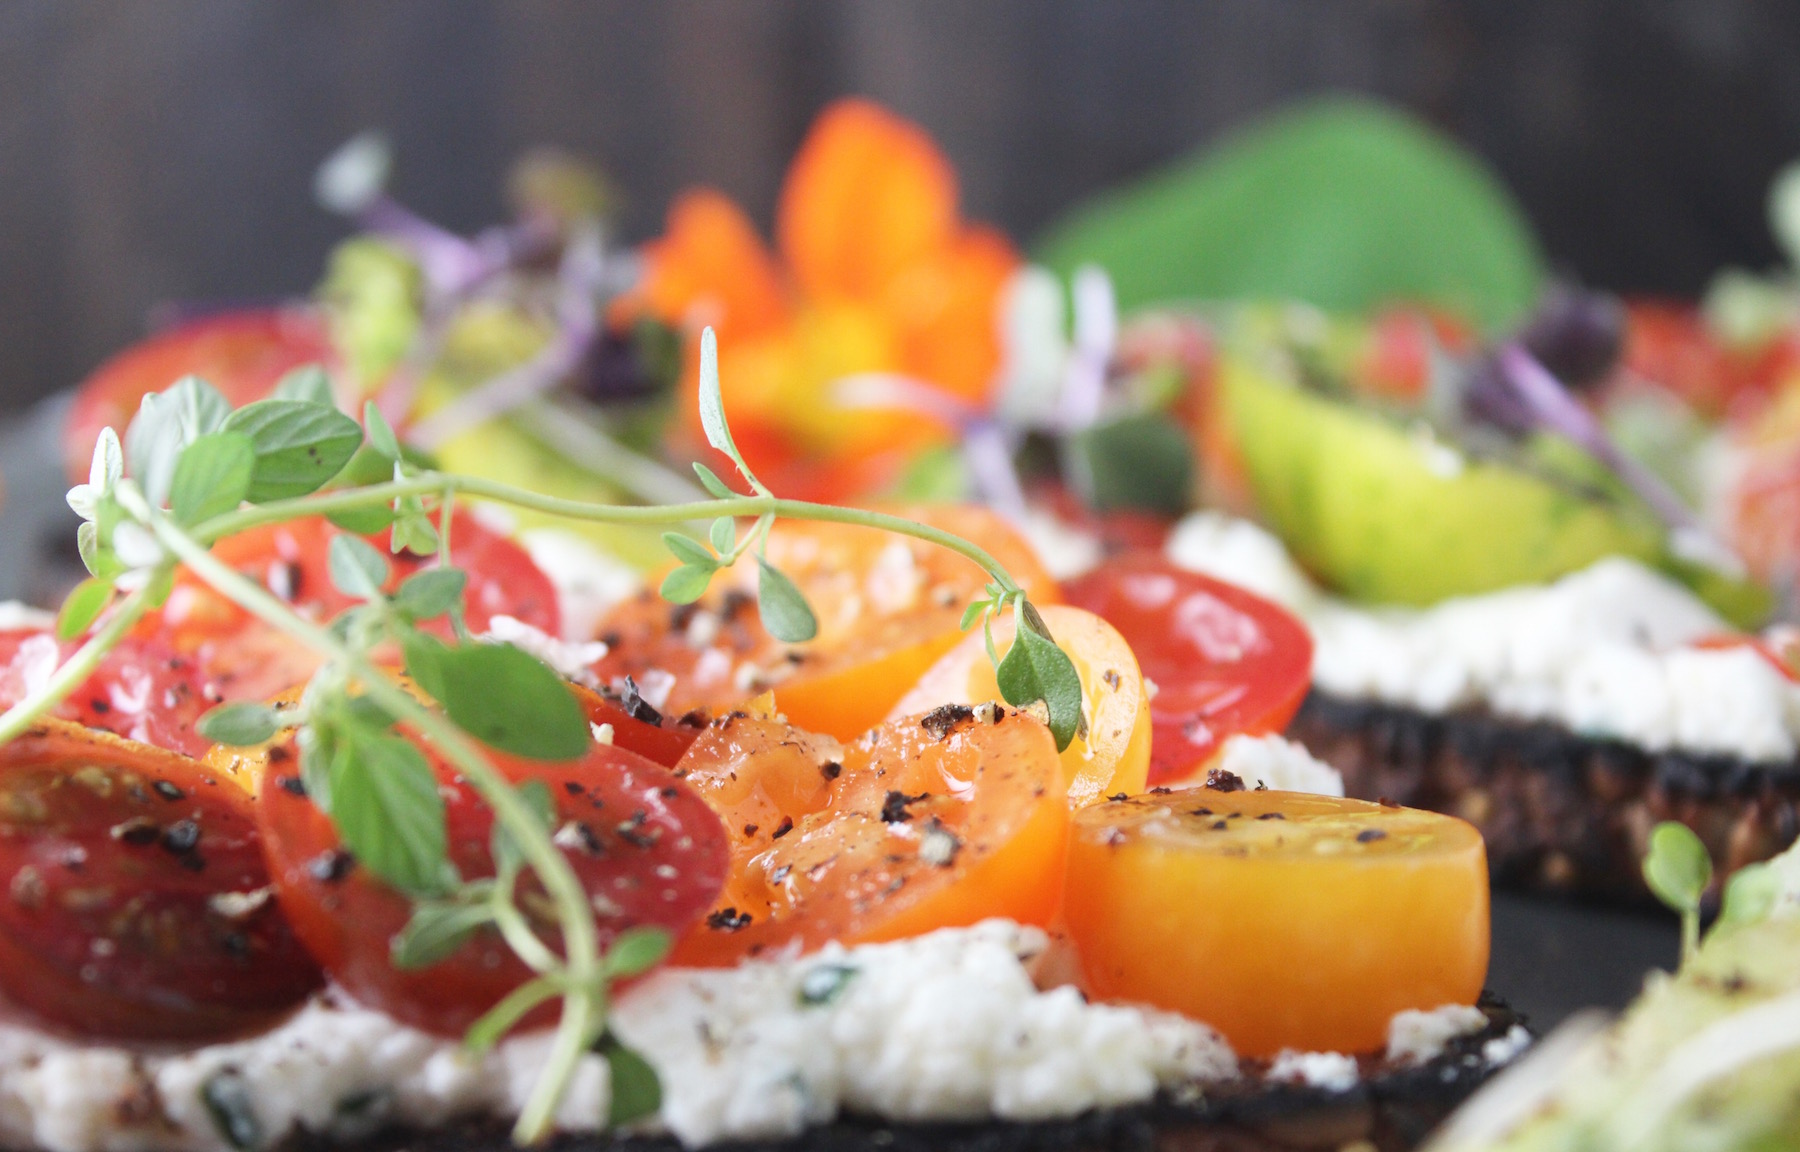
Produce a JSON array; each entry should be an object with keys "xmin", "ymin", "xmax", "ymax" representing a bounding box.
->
[
  {"xmin": 887, "ymin": 225, "xmax": 1019, "ymax": 402},
  {"xmin": 640, "ymin": 189, "xmax": 790, "ymax": 343},
  {"xmin": 777, "ymin": 99, "xmax": 958, "ymax": 304}
]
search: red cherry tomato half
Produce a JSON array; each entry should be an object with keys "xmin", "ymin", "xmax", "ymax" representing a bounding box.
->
[
  {"xmin": 64, "ymin": 310, "xmax": 336, "ymax": 482},
  {"xmin": 0, "ymin": 630, "xmax": 217, "ymax": 758},
  {"xmin": 0, "ymin": 720, "xmax": 323, "ymax": 1041},
  {"xmin": 1064, "ymin": 552, "xmax": 1314, "ymax": 786},
  {"xmin": 571, "ymin": 684, "xmax": 704, "ymax": 769},
  {"xmin": 147, "ymin": 514, "xmax": 560, "ymax": 704},
  {"xmin": 256, "ymin": 735, "xmax": 728, "ymax": 1036}
]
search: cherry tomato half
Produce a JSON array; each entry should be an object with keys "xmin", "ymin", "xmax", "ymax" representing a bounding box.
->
[
  {"xmin": 64, "ymin": 310, "xmax": 336, "ymax": 482},
  {"xmin": 668, "ymin": 707, "xmax": 1068, "ymax": 966},
  {"xmin": 0, "ymin": 630, "xmax": 218, "ymax": 758},
  {"xmin": 1065, "ymin": 553, "xmax": 1313, "ymax": 786},
  {"xmin": 592, "ymin": 505, "xmax": 1060, "ymax": 742},
  {"xmin": 0, "ymin": 720, "xmax": 323, "ymax": 1041},
  {"xmin": 148, "ymin": 513, "xmax": 559, "ymax": 704},
  {"xmin": 1063, "ymin": 787, "xmax": 1488, "ymax": 1057},
  {"xmin": 255, "ymin": 733, "xmax": 727, "ymax": 1036}
]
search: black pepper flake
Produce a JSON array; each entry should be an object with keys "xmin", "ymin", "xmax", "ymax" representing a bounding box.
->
[
  {"xmin": 221, "ymin": 931, "xmax": 250, "ymax": 958},
  {"xmin": 267, "ymin": 745, "xmax": 291, "ymax": 764},
  {"xmin": 880, "ymin": 791, "xmax": 928, "ymax": 824},
  {"xmin": 769, "ymin": 864, "xmax": 792, "ymax": 884},
  {"xmin": 1377, "ymin": 796, "xmax": 1401, "ymax": 809},
  {"xmin": 600, "ymin": 631, "xmax": 622, "ymax": 649},
  {"xmin": 720, "ymin": 590, "xmax": 755, "ymax": 620},
  {"xmin": 307, "ymin": 850, "xmax": 356, "ymax": 883},
  {"xmin": 820, "ymin": 760, "xmax": 843, "ymax": 781},
  {"xmin": 771, "ymin": 816, "xmax": 794, "ymax": 840},
  {"xmin": 1357, "ymin": 828, "xmax": 1388, "ymax": 843},
  {"xmin": 668, "ymin": 601, "xmax": 700, "ymax": 633},
  {"xmin": 112, "ymin": 817, "xmax": 160, "ymax": 846},
  {"xmin": 678, "ymin": 709, "xmax": 710, "ymax": 729},
  {"xmin": 618, "ymin": 677, "xmax": 663, "ymax": 726},
  {"xmin": 617, "ymin": 809, "xmax": 659, "ymax": 848},
  {"xmin": 1149, "ymin": 787, "xmax": 1173, "ymax": 795},
  {"xmin": 152, "ymin": 780, "xmax": 186, "ymax": 802},
  {"xmin": 1102, "ymin": 669, "xmax": 1121, "ymax": 690},
  {"xmin": 563, "ymin": 780, "xmax": 585, "ymax": 795},
  {"xmin": 161, "ymin": 820, "xmax": 201, "ymax": 855},
  {"xmin": 919, "ymin": 703, "xmax": 975, "ymax": 740},
  {"xmin": 277, "ymin": 776, "xmax": 307, "ymax": 798},
  {"xmin": 659, "ymin": 786, "xmax": 679, "ymax": 799},
  {"xmin": 1189, "ymin": 806, "xmax": 1214, "ymax": 817},
  {"xmin": 1257, "ymin": 812, "xmax": 1286, "ymax": 821},
  {"xmin": 1209, "ymin": 820, "xmax": 1228, "ymax": 831},
  {"xmin": 89, "ymin": 698, "xmax": 111, "ymax": 715},
  {"xmin": 1203, "ymin": 769, "xmax": 1246, "ymax": 793},
  {"xmin": 743, "ymin": 823, "xmax": 759, "ymax": 837},
  {"xmin": 707, "ymin": 907, "xmax": 753, "ymax": 932},
  {"xmin": 1108, "ymin": 793, "xmax": 1129, "ymax": 803}
]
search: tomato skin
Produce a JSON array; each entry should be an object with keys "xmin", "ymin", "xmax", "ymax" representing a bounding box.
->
[
  {"xmin": 591, "ymin": 505, "xmax": 1061, "ymax": 742},
  {"xmin": 64, "ymin": 310, "xmax": 336, "ymax": 482},
  {"xmin": 1064, "ymin": 553, "xmax": 1313, "ymax": 786},
  {"xmin": 668, "ymin": 708, "xmax": 1069, "ymax": 967},
  {"xmin": 148, "ymin": 513, "xmax": 560, "ymax": 704},
  {"xmin": 569, "ymin": 684, "xmax": 703, "ymax": 769},
  {"xmin": 256, "ymin": 735, "xmax": 728, "ymax": 1037},
  {"xmin": 0, "ymin": 630, "xmax": 218, "ymax": 758},
  {"xmin": 0, "ymin": 720, "xmax": 323, "ymax": 1041},
  {"xmin": 1063, "ymin": 789, "xmax": 1488, "ymax": 1058}
]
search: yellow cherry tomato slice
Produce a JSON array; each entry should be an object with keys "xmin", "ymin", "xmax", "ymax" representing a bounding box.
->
[
  {"xmin": 669, "ymin": 707, "xmax": 1069, "ymax": 966},
  {"xmin": 889, "ymin": 605, "xmax": 1151, "ymax": 806},
  {"xmin": 592, "ymin": 505, "xmax": 1060, "ymax": 742},
  {"xmin": 1063, "ymin": 789, "xmax": 1488, "ymax": 1058}
]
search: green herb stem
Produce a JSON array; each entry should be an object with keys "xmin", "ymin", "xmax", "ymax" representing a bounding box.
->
[
  {"xmin": 0, "ymin": 583, "xmax": 157, "ymax": 746},
  {"xmin": 126, "ymin": 488, "xmax": 601, "ymax": 1145}
]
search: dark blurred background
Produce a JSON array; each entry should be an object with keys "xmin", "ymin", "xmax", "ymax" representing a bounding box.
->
[{"xmin": 5, "ymin": 0, "xmax": 1800, "ymax": 412}]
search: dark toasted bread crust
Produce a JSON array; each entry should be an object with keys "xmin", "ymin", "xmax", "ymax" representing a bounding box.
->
[
  {"xmin": 291, "ymin": 1001, "xmax": 1522, "ymax": 1152},
  {"xmin": 1289, "ymin": 690, "xmax": 1800, "ymax": 902}
]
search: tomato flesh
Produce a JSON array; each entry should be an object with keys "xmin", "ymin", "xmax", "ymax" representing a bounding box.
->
[
  {"xmin": 0, "ymin": 720, "xmax": 323, "ymax": 1040},
  {"xmin": 256, "ymin": 735, "xmax": 727, "ymax": 1036},
  {"xmin": 1065, "ymin": 553, "xmax": 1313, "ymax": 785},
  {"xmin": 669, "ymin": 707, "xmax": 1068, "ymax": 966},
  {"xmin": 64, "ymin": 310, "xmax": 336, "ymax": 482},
  {"xmin": 0, "ymin": 630, "xmax": 218, "ymax": 758},
  {"xmin": 591, "ymin": 505, "xmax": 1061, "ymax": 741},
  {"xmin": 1063, "ymin": 788, "xmax": 1488, "ymax": 1057},
  {"xmin": 148, "ymin": 513, "xmax": 560, "ymax": 704}
]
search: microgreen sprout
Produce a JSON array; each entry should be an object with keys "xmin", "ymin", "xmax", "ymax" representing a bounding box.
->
[
  {"xmin": 1643, "ymin": 820, "xmax": 1712, "ymax": 963},
  {"xmin": 0, "ymin": 324, "xmax": 1080, "ymax": 1143}
]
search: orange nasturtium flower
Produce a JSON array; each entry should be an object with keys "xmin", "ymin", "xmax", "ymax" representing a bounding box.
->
[{"xmin": 631, "ymin": 99, "xmax": 1019, "ymax": 501}]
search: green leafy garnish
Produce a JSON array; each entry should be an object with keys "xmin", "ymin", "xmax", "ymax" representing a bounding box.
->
[
  {"xmin": 755, "ymin": 558, "xmax": 818, "ymax": 643},
  {"xmin": 222, "ymin": 399, "xmax": 365, "ymax": 501},
  {"xmin": 198, "ymin": 701, "xmax": 285, "ymax": 747},
  {"xmin": 327, "ymin": 720, "xmax": 452, "ymax": 897},
  {"xmin": 598, "ymin": 1033, "xmax": 662, "ymax": 1127},
  {"xmin": 994, "ymin": 600, "xmax": 1083, "ymax": 751},
  {"xmin": 1644, "ymin": 821, "xmax": 1712, "ymax": 962},
  {"xmin": 169, "ymin": 430, "xmax": 256, "ymax": 524},
  {"xmin": 403, "ymin": 635, "xmax": 590, "ymax": 760}
]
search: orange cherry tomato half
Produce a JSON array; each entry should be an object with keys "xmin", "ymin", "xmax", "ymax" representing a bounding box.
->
[
  {"xmin": 0, "ymin": 720, "xmax": 323, "ymax": 1041},
  {"xmin": 148, "ymin": 513, "xmax": 560, "ymax": 704},
  {"xmin": 1064, "ymin": 553, "xmax": 1313, "ymax": 786},
  {"xmin": 64, "ymin": 310, "xmax": 336, "ymax": 482},
  {"xmin": 668, "ymin": 707, "xmax": 1068, "ymax": 966},
  {"xmin": 1063, "ymin": 788, "xmax": 1488, "ymax": 1057},
  {"xmin": 0, "ymin": 629, "xmax": 218, "ymax": 758},
  {"xmin": 890, "ymin": 604, "xmax": 1151, "ymax": 806},
  {"xmin": 592, "ymin": 505, "xmax": 1060, "ymax": 741},
  {"xmin": 255, "ymin": 733, "xmax": 727, "ymax": 1036}
]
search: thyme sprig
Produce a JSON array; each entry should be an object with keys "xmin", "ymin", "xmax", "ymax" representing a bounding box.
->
[{"xmin": 0, "ymin": 327, "xmax": 1081, "ymax": 1142}]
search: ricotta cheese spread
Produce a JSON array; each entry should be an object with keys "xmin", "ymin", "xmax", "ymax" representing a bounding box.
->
[
  {"xmin": 1215, "ymin": 733, "xmax": 1345, "ymax": 796},
  {"xmin": 1166, "ymin": 512, "xmax": 1800, "ymax": 764}
]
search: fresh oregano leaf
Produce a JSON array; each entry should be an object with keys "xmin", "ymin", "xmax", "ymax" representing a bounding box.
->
[
  {"xmin": 491, "ymin": 779, "xmax": 556, "ymax": 875},
  {"xmin": 709, "ymin": 517, "xmax": 736, "ymax": 555},
  {"xmin": 393, "ymin": 568, "xmax": 466, "ymax": 622},
  {"xmin": 391, "ymin": 899, "xmax": 498, "ymax": 969},
  {"xmin": 662, "ymin": 532, "xmax": 717, "ymax": 571},
  {"xmin": 403, "ymin": 635, "xmax": 590, "ymax": 760},
  {"xmin": 327, "ymin": 504, "xmax": 400, "ymax": 535},
  {"xmin": 603, "ymin": 926, "xmax": 673, "ymax": 979},
  {"xmin": 363, "ymin": 400, "xmax": 403, "ymax": 463},
  {"xmin": 598, "ymin": 1034, "xmax": 662, "ymax": 1127},
  {"xmin": 125, "ymin": 376, "xmax": 232, "ymax": 505},
  {"xmin": 169, "ymin": 430, "xmax": 256, "ymax": 524},
  {"xmin": 390, "ymin": 495, "xmax": 441, "ymax": 556},
  {"xmin": 995, "ymin": 607, "xmax": 1084, "ymax": 752},
  {"xmin": 328, "ymin": 534, "xmax": 391, "ymax": 601},
  {"xmin": 273, "ymin": 364, "xmax": 336, "ymax": 407},
  {"xmin": 695, "ymin": 326, "xmax": 757, "ymax": 488},
  {"xmin": 659, "ymin": 564, "xmax": 713, "ymax": 605},
  {"xmin": 55, "ymin": 577, "xmax": 112, "ymax": 641},
  {"xmin": 223, "ymin": 399, "xmax": 365, "ymax": 501},
  {"xmin": 693, "ymin": 462, "xmax": 735, "ymax": 499},
  {"xmin": 329, "ymin": 723, "xmax": 451, "ymax": 897},
  {"xmin": 197, "ymin": 701, "xmax": 283, "ymax": 747},
  {"xmin": 958, "ymin": 596, "xmax": 991, "ymax": 633},
  {"xmin": 297, "ymin": 726, "xmax": 335, "ymax": 811},
  {"xmin": 756, "ymin": 559, "xmax": 817, "ymax": 643}
]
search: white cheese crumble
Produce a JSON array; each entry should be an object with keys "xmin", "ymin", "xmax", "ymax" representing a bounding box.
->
[
  {"xmin": 1386, "ymin": 1004, "xmax": 1490, "ymax": 1066},
  {"xmin": 517, "ymin": 528, "xmax": 643, "ymax": 643},
  {"xmin": 1215, "ymin": 734, "xmax": 1345, "ymax": 796},
  {"xmin": 0, "ymin": 923, "xmax": 1237, "ymax": 1152},
  {"xmin": 1168, "ymin": 513, "xmax": 1800, "ymax": 763},
  {"xmin": 0, "ymin": 602, "xmax": 56, "ymax": 633},
  {"xmin": 1266, "ymin": 1050, "xmax": 1359, "ymax": 1092},
  {"xmin": 479, "ymin": 615, "xmax": 608, "ymax": 683},
  {"xmin": 1018, "ymin": 507, "xmax": 1105, "ymax": 581}
]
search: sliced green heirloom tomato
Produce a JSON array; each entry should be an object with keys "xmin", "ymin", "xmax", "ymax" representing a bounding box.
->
[
  {"xmin": 0, "ymin": 719, "xmax": 323, "ymax": 1041},
  {"xmin": 1063, "ymin": 788, "xmax": 1489, "ymax": 1058},
  {"xmin": 254, "ymin": 729, "xmax": 728, "ymax": 1036},
  {"xmin": 1064, "ymin": 553, "xmax": 1313, "ymax": 786}
]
